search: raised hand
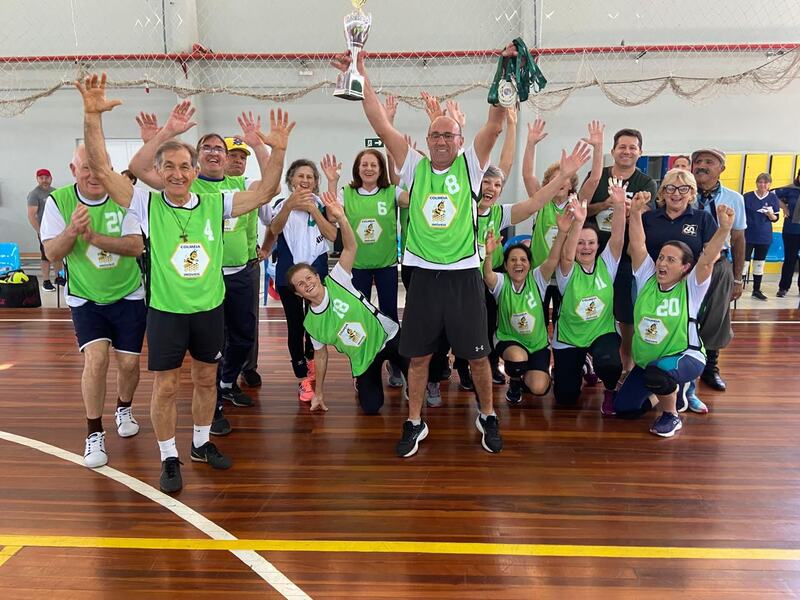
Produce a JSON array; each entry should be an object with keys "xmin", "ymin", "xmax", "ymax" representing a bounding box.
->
[
  {"xmin": 630, "ymin": 190, "xmax": 651, "ymax": 214},
  {"xmin": 383, "ymin": 95, "xmax": 398, "ymax": 124},
  {"xmin": 445, "ymin": 99, "xmax": 466, "ymax": 129},
  {"xmin": 331, "ymin": 51, "xmax": 365, "ymax": 75},
  {"xmin": 320, "ymin": 154, "xmax": 342, "ymax": 183},
  {"xmin": 163, "ymin": 100, "xmax": 197, "ymax": 136},
  {"xmin": 559, "ymin": 141, "xmax": 592, "ymax": 177},
  {"xmin": 237, "ymin": 111, "xmax": 263, "ymax": 148},
  {"xmin": 321, "ymin": 190, "xmax": 344, "ymax": 221},
  {"xmin": 484, "ymin": 230, "xmax": 499, "ymax": 256},
  {"xmin": 500, "ymin": 41, "xmax": 519, "ymax": 58},
  {"xmin": 716, "ymin": 204, "xmax": 735, "ymax": 231},
  {"xmin": 527, "ymin": 119, "xmax": 548, "ymax": 145},
  {"xmin": 403, "ymin": 134, "xmax": 419, "ymax": 153},
  {"xmin": 608, "ymin": 177, "xmax": 628, "ymax": 207},
  {"xmin": 257, "ymin": 108, "xmax": 295, "ymax": 151},
  {"xmin": 75, "ymin": 72, "xmax": 122, "ymax": 115},
  {"xmin": 421, "ymin": 91, "xmax": 444, "ymax": 122},
  {"xmin": 582, "ymin": 120, "xmax": 605, "ymax": 147},
  {"xmin": 135, "ymin": 112, "xmax": 160, "ymax": 143}
]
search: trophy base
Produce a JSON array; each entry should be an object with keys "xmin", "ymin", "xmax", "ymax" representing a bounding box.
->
[{"xmin": 334, "ymin": 72, "xmax": 365, "ymax": 101}]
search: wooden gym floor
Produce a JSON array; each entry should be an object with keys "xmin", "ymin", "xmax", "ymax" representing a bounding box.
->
[{"xmin": 0, "ymin": 306, "xmax": 799, "ymax": 598}]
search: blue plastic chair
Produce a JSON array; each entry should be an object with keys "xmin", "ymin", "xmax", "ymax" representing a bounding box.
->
[
  {"xmin": 766, "ymin": 232, "xmax": 784, "ymax": 262},
  {"xmin": 503, "ymin": 234, "xmax": 531, "ymax": 250},
  {"xmin": 0, "ymin": 242, "xmax": 20, "ymax": 274}
]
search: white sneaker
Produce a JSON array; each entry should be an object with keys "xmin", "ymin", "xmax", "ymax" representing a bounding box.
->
[
  {"xmin": 115, "ymin": 406, "xmax": 140, "ymax": 438},
  {"xmin": 84, "ymin": 431, "xmax": 108, "ymax": 468}
]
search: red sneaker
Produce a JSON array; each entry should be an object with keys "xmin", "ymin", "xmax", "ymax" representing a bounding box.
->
[{"xmin": 298, "ymin": 378, "xmax": 314, "ymax": 402}]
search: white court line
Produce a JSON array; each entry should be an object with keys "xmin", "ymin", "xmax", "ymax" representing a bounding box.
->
[{"xmin": 0, "ymin": 430, "xmax": 311, "ymax": 600}]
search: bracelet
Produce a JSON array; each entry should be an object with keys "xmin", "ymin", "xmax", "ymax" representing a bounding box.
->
[{"xmin": 733, "ymin": 280, "xmax": 743, "ymax": 285}]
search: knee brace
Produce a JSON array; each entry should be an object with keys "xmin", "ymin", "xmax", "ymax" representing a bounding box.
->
[
  {"xmin": 752, "ymin": 260, "xmax": 765, "ymax": 276},
  {"xmin": 643, "ymin": 364, "xmax": 678, "ymax": 396},
  {"xmin": 504, "ymin": 360, "xmax": 527, "ymax": 380}
]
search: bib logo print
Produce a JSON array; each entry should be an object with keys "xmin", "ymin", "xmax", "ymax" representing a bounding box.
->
[
  {"xmin": 223, "ymin": 217, "xmax": 239, "ymax": 232},
  {"xmin": 87, "ymin": 244, "xmax": 119, "ymax": 269},
  {"xmin": 423, "ymin": 194, "xmax": 456, "ymax": 229},
  {"xmin": 510, "ymin": 312, "xmax": 534, "ymax": 334},
  {"xmin": 576, "ymin": 295, "xmax": 604, "ymax": 321},
  {"xmin": 171, "ymin": 242, "xmax": 210, "ymax": 278},
  {"xmin": 357, "ymin": 218, "xmax": 382, "ymax": 244},
  {"xmin": 338, "ymin": 321, "xmax": 367, "ymax": 348},
  {"xmin": 638, "ymin": 317, "xmax": 668, "ymax": 345}
]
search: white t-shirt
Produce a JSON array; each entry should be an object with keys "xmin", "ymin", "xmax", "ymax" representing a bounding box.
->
[
  {"xmin": 308, "ymin": 263, "xmax": 399, "ymax": 350},
  {"xmin": 552, "ymin": 245, "xmax": 620, "ymax": 350},
  {"xmin": 398, "ymin": 144, "xmax": 487, "ymax": 270},
  {"xmin": 490, "ymin": 268, "xmax": 551, "ymax": 347},
  {"xmin": 633, "ymin": 256, "xmax": 711, "ymax": 364},
  {"xmin": 273, "ymin": 193, "xmax": 329, "ymax": 265},
  {"xmin": 40, "ymin": 189, "xmax": 145, "ymax": 308}
]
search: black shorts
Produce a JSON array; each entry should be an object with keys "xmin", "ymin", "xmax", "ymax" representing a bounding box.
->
[
  {"xmin": 613, "ymin": 256, "xmax": 634, "ymax": 325},
  {"xmin": 400, "ymin": 268, "xmax": 489, "ymax": 360},
  {"xmin": 70, "ymin": 298, "xmax": 147, "ymax": 353},
  {"xmin": 147, "ymin": 304, "xmax": 224, "ymax": 371},
  {"xmin": 494, "ymin": 340, "xmax": 551, "ymax": 373}
]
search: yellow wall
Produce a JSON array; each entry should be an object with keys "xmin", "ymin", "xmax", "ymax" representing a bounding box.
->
[
  {"xmin": 742, "ymin": 154, "xmax": 769, "ymax": 193},
  {"xmin": 720, "ymin": 154, "xmax": 743, "ymax": 192}
]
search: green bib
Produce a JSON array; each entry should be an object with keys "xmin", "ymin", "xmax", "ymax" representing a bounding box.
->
[
  {"xmin": 531, "ymin": 201, "xmax": 565, "ymax": 268},
  {"xmin": 557, "ymin": 258, "xmax": 616, "ymax": 347},
  {"xmin": 477, "ymin": 203, "xmax": 505, "ymax": 270},
  {"xmin": 633, "ymin": 276, "xmax": 703, "ymax": 368},
  {"xmin": 399, "ymin": 205, "xmax": 409, "ymax": 253},
  {"xmin": 406, "ymin": 155, "xmax": 477, "ymax": 265},
  {"xmin": 344, "ymin": 186, "xmax": 398, "ymax": 269},
  {"xmin": 303, "ymin": 276, "xmax": 389, "ymax": 376},
  {"xmin": 51, "ymin": 185, "xmax": 141, "ymax": 304},
  {"xmin": 147, "ymin": 192, "xmax": 225, "ymax": 314},
  {"xmin": 191, "ymin": 176, "xmax": 255, "ymax": 268},
  {"xmin": 495, "ymin": 273, "xmax": 549, "ymax": 353}
]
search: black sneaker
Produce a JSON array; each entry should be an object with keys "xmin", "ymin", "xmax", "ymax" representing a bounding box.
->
[
  {"xmin": 240, "ymin": 369, "xmax": 262, "ymax": 387},
  {"xmin": 475, "ymin": 415, "xmax": 503, "ymax": 453},
  {"xmin": 210, "ymin": 406, "xmax": 232, "ymax": 436},
  {"xmin": 42, "ymin": 280, "xmax": 55, "ymax": 292},
  {"xmin": 777, "ymin": 288, "xmax": 788, "ymax": 298},
  {"xmin": 191, "ymin": 441, "xmax": 232, "ymax": 469},
  {"xmin": 159, "ymin": 457, "xmax": 183, "ymax": 493},
  {"xmin": 395, "ymin": 420, "xmax": 429, "ymax": 458},
  {"xmin": 505, "ymin": 380, "xmax": 523, "ymax": 406},
  {"xmin": 457, "ymin": 364, "xmax": 474, "ymax": 391},
  {"xmin": 751, "ymin": 289, "xmax": 768, "ymax": 301},
  {"xmin": 218, "ymin": 383, "xmax": 254, "ymax": 407},
  {"xmin": 54, "ymin": 275, "xmax": 67, "ymax": 287},
  {"xmin": 491, "ymin": 365, "xmax": 507, "ymax": 385}
]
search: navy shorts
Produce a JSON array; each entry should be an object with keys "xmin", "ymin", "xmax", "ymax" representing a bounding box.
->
[
  {"xmin": 614, "ymin": 352, "xmax": 706, "ymax": 415},
  {"xmin": 494, "ymin": 340, "xmax": 551, "ymax": 373},
  {"xmin": 70, "ymin": 298, "xmax": 147, "ymax": 353},
  {"xmin": 146, "ymin": 304, "xmax": 225, "ymax": 371}
]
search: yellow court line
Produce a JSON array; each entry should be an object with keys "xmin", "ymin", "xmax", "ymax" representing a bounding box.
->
[
  {"xmin": 0, "ymin": 546, "xmax": 22, "ymax": 567},
  {"xmin": 0, "ymin": 535, "xmax": 798, "ymax": 561}
]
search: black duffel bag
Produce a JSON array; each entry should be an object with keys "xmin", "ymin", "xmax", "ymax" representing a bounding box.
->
[{"xmin": 0, "ymin": 270, "xmax": 42, "ymax": 308}]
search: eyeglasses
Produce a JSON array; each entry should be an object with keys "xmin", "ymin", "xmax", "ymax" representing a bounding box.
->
[
  {"xmin": 200, "ymin": 146, "xmax": 227, "ymax": 155},
  {"xmin": 663, "ymin": 184, "xmax": 692, "ymax": 195},
  {"xmin": 427, "ymin": 132, "xmax": 461, "ymax": 142}
]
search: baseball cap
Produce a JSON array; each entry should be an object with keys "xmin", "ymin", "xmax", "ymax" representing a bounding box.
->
[
  {"xmin": 691, "ymin": 148, "xmax": 726, "ymax": 166},
  {"xmin": 36, "ymin": 168, "xmax": 52, "ymax": 178},
  {"xmin": 224, "ymin": 137, "xmax": 251, "ymax": 156}
]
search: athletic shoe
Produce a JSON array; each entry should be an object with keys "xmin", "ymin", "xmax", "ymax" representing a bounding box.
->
[
  {"xmin": 159, "ymin": 457, "xmax": 183, "ymax": 493},
  {"xmin": 54, "ymin": 275, "xmax": 67, "ymax": 287},
  {"xmin": 396, "ymin": 420, "xmax": 429, "ymax": 458},
  {"xmin": 210, "ymin": 406, "xmax": 232, "ymax": 436},
  {"xmin": 457, "ymin": 364, "xmax": 474, "ymax": 391},
  {"xmin": 307, "ymin": 359, "xmax": 316, "ymax": 383},
  {"xmin": 386, "ymin": 362, "xmax": 404, "ymax": 388},
  {"xmin": 115, "ymin": 406, "xmax": 140, "ymax": 437},
  {"xmin": 777, "ymin": 288, "xmax": 788, "ymax": 298},
  {"xmin": 42, "ymin": 280, "xmax": 55, "ymax": 292},
  {"xmin": 677, "ymin": 389, "xmax": 689, "ymax": 413},
  {"xmin": 298, "ymin": 378, "xmax": 314, "ymax": 402},
  {"xmin": 688, "ymin": 396, "xmax": 709, "ymax": 414},
  {"xmin": 751, "ymin": 289, "xmax": 768, "ymax": 301},
  {"xmin": 601, "ymin": 389, "xmax": 616, "ymax": 416},
  {"xmin": 240, "ymin": 369, "xmax": 262, "ymax": 387},
  {"xmin": 649, "ymin": 412, "xmax": 683, "ymax": 438},
  {"xmin": 218, "ymin": 383, "xmax": 254, "ymax": 407},
  {"xmin": 475, "ymin": 415, "xmax": 503, "ymax": 453},
  {"xmin": 491, "ymin": 364, "xmax": 507, "ymax": 385},
  {"xmin": 84, "ymin": 431, "xmax": 108, "ymax": 468},
  {"xmin": 191, "ymin": 442, "xmax": 232, "ymax": 470},
  {"xmin": 505, "ymin": 380, "xmax": 523, "ymax": 406},
  {"xmin": 582, "ymin": 355, "xmax": 599, "ymax": 385},
  {"xmin": 425, "ymin": 382, "xmax": 442, "ymax": 407}
]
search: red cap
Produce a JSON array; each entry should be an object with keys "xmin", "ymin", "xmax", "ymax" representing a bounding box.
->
[{"xmin": 36, "ymin": 169, "xmax": 52, "ymax": 178}]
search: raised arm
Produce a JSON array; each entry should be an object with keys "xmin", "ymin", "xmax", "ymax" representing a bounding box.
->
[
  {"xmin": 237, "ymin": 111, "xmax": 275, "ymax": 195},
  {"xmin": 320, "ymin": 153, "xmax": 342, "ymax": 195},
  {"xmin": 332, "ymin": 52, "xmax": 409, "ymax": 168},
  {"xmin": 321, "ymin": 191, "xmax": 355, "ymax": 273},
  {"xmin": 474, "ymin": 43, "xmax": 519, "ymax": 166},
  {"xmin": 497, "ymin": 107, "xmax": 517, "ymax": 180},
  {"xmin": 522, "ymin": 119, "xmax": 547, "ymax": 196},
  {"xmin": 482, "ymin": 231, "xmax": 501, "ymax": 290},
  {"xmin": 559, "ymin": 196, "xmax": 587, "ymax": 276},
  {"xmin": 76, "ymin": 73, "xmax": 134, "ymax": 208},
  {"xmin": 627, "ymin": 191, "xmax": 652, "ymax": 271},
  {"xmin": 696, "ymin": 205, "xmax": 735, "ymax": 285},
  {"xmin": 578, "ymin": 120, "xmax": 605, "ymax": 202},
  {"xmin": 129, "ymin": 100, "xmax": 197, "ymax": 189},
  {"xmin": 510, "ymin": 141, "xmax": 591, "ymax": 225},
  {"xmin": 541, "ymin": 198, "xmax": 582, "ymax": 281},
  {"xmin": 607, "ymin": 177, "xmax": 628, "ymax": 260}
]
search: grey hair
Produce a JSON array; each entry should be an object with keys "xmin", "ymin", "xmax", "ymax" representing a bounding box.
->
[
  {"xmin": 154, "ymin": 141, "xmax": 198, "ymax": 169},
  {"xmin": 483, "ymin": 165, "xmax": 506, "ymax": 184},
  {"xmin": 756, "ymin": 172, "xmax": 772, "ymax": 184}
]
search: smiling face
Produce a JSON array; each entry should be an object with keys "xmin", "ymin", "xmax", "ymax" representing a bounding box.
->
[
  {"xmin": 575, "ymin": 226, "xmax": 599, "ymax": 268},
  {"xmin": 225, "ymin": 149, "xmax": 248, "ymax": 177},
  {"xmin": 70, "ymin": 145, "xmax": 107, "ymax": 200},
  {"xmin": 505, "ymin": 247, "xmax": 531, "ymax": 285},
  {"xmin": 756, "ymin": 177, "xmax": 771, "ymax": 195},
  {"xmin": 289, "ymin": 165, "xmax": 318, "ymax": 192},
  {"xmin": 656, "ymin": 244, "xmax": 692, "ymax": 287},
  {"xmin": 611, "ymin": 135, "xmax": 642, "ymax": 170},
  {"xmin": 290, "ymin": 266, "xmax": 323, "ymax": 304},
  {"xmin": 480, "ymin": 175, "xmax": 504, "ymax": 209},
  {"xmin": 426, "ymin": 116, "xmax": 463, "ymax": 171},
  {"xmin": 358, "ymin": 152, "xmax": 382, "ymax": 188},
  {"xmin": 197, "ymin": 134, "xmax": 227, "ymax": 178},
  {"xmin": 156, "ymin": 147, "xmax": 198, "ymax": 200},
  {"xmin": 691, "ymin": 153, "xmax": 724, "ymax": 190}
]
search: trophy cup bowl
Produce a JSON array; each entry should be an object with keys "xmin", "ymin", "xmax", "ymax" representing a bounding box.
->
[{"xmin": 334, "ymin": 10, "xmax": 372, "ymax": 101}]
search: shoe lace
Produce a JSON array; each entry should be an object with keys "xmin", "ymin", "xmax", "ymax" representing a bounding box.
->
[
  {"xmin": 86, "ymin": 432, "xmax": 105, "ymax": 453},
  {"xmin": 164, "ymin": 457, "xmax": 182, "ymax": 477},
  {"xmin": 300, "ymin": 378, "xmax": 313, "ymax": 393},
  {"xmin": 116, "ymin": 406, "xmax": 135, "ymax": 422}
]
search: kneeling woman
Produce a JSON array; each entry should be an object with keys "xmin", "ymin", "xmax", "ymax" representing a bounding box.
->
[
  {"xmin": 287, "ymin": 192, "xmax": 407, "ymax": 414},
  {"xmin": 553, "ymin": 179, "xmax": 627, "ymax": 413},
  {"xmin": 482, "ymin": 197, "xmax": 582, "ymax": 404},
  {"xmin": 618, "ymin": 193, "xmax": 735, "ymax": 436}
]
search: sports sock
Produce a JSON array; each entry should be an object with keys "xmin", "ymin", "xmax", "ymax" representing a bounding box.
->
[
  {"xmin": 87, "ymin": 417, "xmax": 103, "ymax": 435},
  {"xmin": 193, "ymin": 425, "xmax": 211, "ymax": 448},
  {"xmin": 158, "ymin": 437, "xmax": 178, "ymax": 461}
]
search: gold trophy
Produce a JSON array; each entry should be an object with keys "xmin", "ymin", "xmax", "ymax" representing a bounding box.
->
[{"xmin": 334, "ymin": 0, "xmax": 372, "ymax": 101}]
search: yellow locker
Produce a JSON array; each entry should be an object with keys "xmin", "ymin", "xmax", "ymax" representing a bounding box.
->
[
  {"xmin": 720, "ymin": 153, "xmax": 743, "ymax": 193},
  {"xmin": 742, "ymin": 154, "xmax": 769, "ymax": 193}
]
